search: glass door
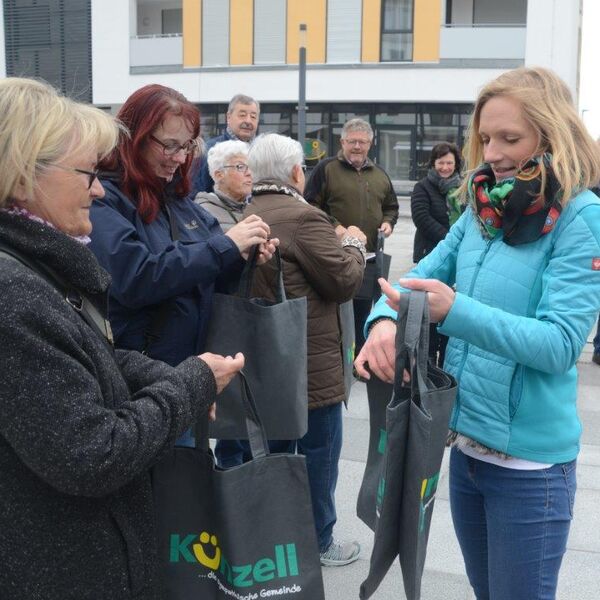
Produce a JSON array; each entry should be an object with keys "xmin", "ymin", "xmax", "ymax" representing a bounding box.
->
[{"xmin": 375, "ymin": 125, "xmax": 416, "ymax": 181}]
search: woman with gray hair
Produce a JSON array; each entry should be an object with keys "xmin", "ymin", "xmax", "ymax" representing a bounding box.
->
[
  {"xmin": 218, "ymin": 132, "xmax": 368, "ymax": 567},
  {"xmin": 194, "ymin": 139, "xmax": 252, "ymax": 231}
]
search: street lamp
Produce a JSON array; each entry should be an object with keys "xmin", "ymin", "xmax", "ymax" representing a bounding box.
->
[{"xmin": 298, "ymin": 23, "xmax": 307, "ymax": 151}]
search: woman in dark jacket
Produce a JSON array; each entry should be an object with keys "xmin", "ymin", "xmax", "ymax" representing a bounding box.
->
[
  {"xmin": 0, "ymin": 78, "xmax": 242, "ymax": 600},
  {"xmin": 411, "ymin": 142, "xmax": 462, "ymax": 365},
  {"xmin": 411, "ymin": 142, "xmax": 463, "ymax": 262},
  {"xmin": 89, "ymin": 85, "xmax": 276, "ymax": 444}
]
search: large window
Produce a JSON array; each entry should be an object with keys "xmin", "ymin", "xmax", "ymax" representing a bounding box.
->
[
  {"xmin": 381, "ymin": 0, "xmax": 414, "ymax": 61},
  {"xmin": 4, "ymin": 0, "xmax": 92, "ymax": 102}
]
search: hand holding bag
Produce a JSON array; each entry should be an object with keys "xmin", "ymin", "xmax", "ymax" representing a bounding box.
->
[
  {"xmin": 205, "ymin": 247, "xmax": 308, "ymax": 439},
  {"xmin": 152, "ymin": 373, "xmax": 325, "ymax": 600},
  {"xmin": 355, "ymin": 231, "xmax": 392, "ymax": 302},
  {"xmin": 357, "ymin": 291, "xmax": 457, "ymax": 600}
]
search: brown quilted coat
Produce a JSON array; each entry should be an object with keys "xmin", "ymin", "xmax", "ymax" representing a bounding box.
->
[{"xmin": 245, "ymin": 185, "xmax": 365, "ymax": 409}]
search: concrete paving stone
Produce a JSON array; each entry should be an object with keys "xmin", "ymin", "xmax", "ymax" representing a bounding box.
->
[
  {"xmin": 556, "ymin": 549, "xmax": 600, "ymax": 599},
  {"xmin": 578, "ymin": 361, "xmax": 600, "ymax": 386},
  {"xmin": 574, "ymin": 463, "xmax": 600, "ymax": 491},
  {"xmin": 341, "ymin": 415, "xmax": 370, "ymax": 464},
  {"xmin": 322, "ymin": 559, "xmax": 473, "ymax": 600},
  {"xmin": 578, "ymin": 444, "xmax": 600, "ymax": 466},
  {"xmin": 567, "ymin": 489, "xmax": 600, "ymax": 553},
  {"xmin": 580, "ymin": 410, "xmax": 600, "ymax": 446},
  {"xmin": 577, "ymin": 384, "xmax": 600, "ymax": 412}
]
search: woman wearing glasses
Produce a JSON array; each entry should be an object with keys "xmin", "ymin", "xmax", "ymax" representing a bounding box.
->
[
  {"xmin": 89, "ymin": 85, "xmax": 276, "ymax": 446},
  {"xmin": 194, "ymin": 140, "xmax": 252, "ymax": 232},
  {"xmin": 0, "ymin": 78, "xmax": 243, "ymax": 599}
]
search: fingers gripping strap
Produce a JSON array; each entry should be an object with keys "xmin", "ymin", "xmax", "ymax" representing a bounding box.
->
[{"xmin": 238, "ymin": 246, "xmax": 287, "ymax": 303}]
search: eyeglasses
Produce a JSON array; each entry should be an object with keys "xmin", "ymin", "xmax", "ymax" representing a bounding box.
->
[
  {"xmin": 343, "ymin": 139, "xmax": 371, "ymax": 147},
  {"xmin": 52, "ymin": 164, "xmax": 99, "ymax": 189},
  {"xmin": 221, "ymin": 163, "xmax": 251, "ymax": 174},
  {"xmin": 150, "ymin": 134, "xmax": 198, "ymax": 157}
]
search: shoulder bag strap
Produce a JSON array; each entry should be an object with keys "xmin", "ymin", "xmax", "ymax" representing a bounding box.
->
[{"xmin": 0, "ymin": 245, "xmax": 114, "ymax": 351}]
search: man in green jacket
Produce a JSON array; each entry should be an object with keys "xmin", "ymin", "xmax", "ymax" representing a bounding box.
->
[{"xmin": 304, "ymin": 118, "xmax": 399, "ymax": 355}]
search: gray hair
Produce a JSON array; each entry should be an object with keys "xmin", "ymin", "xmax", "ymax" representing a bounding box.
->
[
  {"xmin": 341, "ymin": 118, "xmax": 373, "ymax": 141},
  {"xmin": 228, "ymin": 94, "xmax": 260, "ymax": 114},
  {"xmin": 248, "ymin": 134, "xmax": 303, "ymax": 183},
  {"xmin": 207, "ymin": 140, "xmax": 250, "ymax": 179}
]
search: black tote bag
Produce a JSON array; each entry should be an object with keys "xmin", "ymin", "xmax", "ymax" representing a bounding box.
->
[
  {"xmin": 152, "ymin": 374, "xmax": 325, "ymax": 600},
  {"xmin": 205, "ymin": 247, "xmax": 308, "ymax": 439},
  {"xmin": 356, "ymin": 291, "xmax": 457, "ymax": 600},
  {"xmin": 355, "ymin": 231, "xmax": 392, "ymax": 302}
]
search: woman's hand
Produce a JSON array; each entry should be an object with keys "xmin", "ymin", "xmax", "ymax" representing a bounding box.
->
[
  {"xmin": 346, "ymin": 225, "xmax": 367, "ymax": 246},
  {"xmin": 398, "ymin": 278, "xmax": 455, "ymax": 322},
  {"xmin": 255, "ymin": 237, "xmax": 280, "ymax": 265},
  {"xmin": 226, "ymin": 215, "xmax": 270, "ymax": 257},
  {"xmin": 198, "ymin": 351, "xmax": 245, "ymax": 395},
  {"xmin": 354, "ymin": 318, "xmax": 397, "ymax": 383}
]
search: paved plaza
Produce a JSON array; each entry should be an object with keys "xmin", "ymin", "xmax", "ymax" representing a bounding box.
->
[{"xmin": 322, "ymin": 198, "xmax": 600, "ymax": 599}]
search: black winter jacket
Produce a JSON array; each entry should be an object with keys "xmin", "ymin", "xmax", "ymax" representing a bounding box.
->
[
  {"xmin": 410, "ymin": 177, "xmax": 450, "ymax": 262},
  {"xmin": 0, "ymin": 212, "xmax": 215, "ymax": 599}
]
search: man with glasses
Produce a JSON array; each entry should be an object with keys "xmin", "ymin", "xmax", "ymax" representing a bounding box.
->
[
  {"xmin": 305, "ymin": 118, "xmax": 398, "ymax": 356},
  {"xmin": 191, "ymin": 94, "xmax": 260, "ymax": 196}
]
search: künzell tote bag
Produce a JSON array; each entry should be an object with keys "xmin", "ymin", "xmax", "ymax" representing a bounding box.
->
[
  {"xmin": 152, "ymin": 373, "xmax": 325, "ymax": 600},
  {"xmin": 357, "ymin": 291, "xmax": 457, "ymax": 600}
]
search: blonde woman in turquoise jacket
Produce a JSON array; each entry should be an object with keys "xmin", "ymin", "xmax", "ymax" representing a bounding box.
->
[{"xmin": 356, "ymin": 67, "xmax": 600, "ymax": 600}]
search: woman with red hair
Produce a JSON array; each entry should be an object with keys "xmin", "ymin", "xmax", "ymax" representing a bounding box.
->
[{"xmin": 89, "ymin": 85, "xmax": 276, "ymax": 445}]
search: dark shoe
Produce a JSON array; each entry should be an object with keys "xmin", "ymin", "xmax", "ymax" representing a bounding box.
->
[{"xmin": 592, "ymin": 353, "xmax": 600, "ymax": 366}]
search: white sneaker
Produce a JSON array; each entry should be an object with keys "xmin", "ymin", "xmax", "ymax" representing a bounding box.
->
[{"xmin": 319, "ymin": 539, "xmax": 361, "ymax": 567}]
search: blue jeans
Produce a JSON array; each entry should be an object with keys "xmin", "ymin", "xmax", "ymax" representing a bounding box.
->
[
  {"xmin": 449, "ymin": 448, "xmax": 576, "ymax": 600},
  {"xmin": 215, "ymin": 402, "xmax": 343, "ymax": 553},
  {"xmin": 297, "ymin": 402, "xmax": 343, "ymax": 553}
]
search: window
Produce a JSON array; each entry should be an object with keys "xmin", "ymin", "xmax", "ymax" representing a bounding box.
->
[
  {"xmin": 4, "ymin": 0, "xmax": 93, "ymax": 102},
  {"xmin": 381, "ymin": 0, "xmax": 414, "ymax": 61},
  {"xmin": 161, "ymin": 8, "xmax": 182, "ymax": 35}
]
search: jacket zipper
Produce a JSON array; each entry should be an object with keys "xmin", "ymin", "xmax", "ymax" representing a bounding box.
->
[{"xmin": 450, "ymin": 237, "xmax": 494, "ymax": 429}]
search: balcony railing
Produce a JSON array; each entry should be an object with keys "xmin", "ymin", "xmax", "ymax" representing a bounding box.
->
[
  {"xmin": 440, "ymin": 25, "xmax": 526, "ymax": 60},
  {"xmin": 130, "ymin": 34, "xmax": 182, "ymax": 67}
]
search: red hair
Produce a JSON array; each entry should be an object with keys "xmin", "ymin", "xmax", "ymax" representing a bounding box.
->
[{"xmin": 100, "ymin": 84, "xmax": 200, "ymax": 223}]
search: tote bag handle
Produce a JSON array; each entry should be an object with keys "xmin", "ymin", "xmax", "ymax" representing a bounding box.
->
[
  {"xmin": 195, "ymin": 370, "xmax": 270, "ymax": 458},
  {"xmin": 238, "ymin": 246, "xmax": 286, "ymax": 303},
  {"xmin": 394, "ymin": 291, "xmax": 430, "ymax": 398}
]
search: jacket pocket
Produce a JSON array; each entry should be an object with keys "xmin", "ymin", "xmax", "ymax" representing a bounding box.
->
[
  {"xmin": 110, "ymin": 505, "xmax": 147, "ymax": 596},
  {"xmin": 508, "ymin": 364, "xmax": 524, "ymax": 419}
]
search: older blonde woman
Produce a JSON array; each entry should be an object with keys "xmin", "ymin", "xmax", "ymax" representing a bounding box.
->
[
  {"xmin": 0, "ymin": 78, "xmax": 242, "ymax": 600},
  {"xmin": 194, "ymin": 139, "xmax": 252, "ymax": 231},
  {"xmin": 358, "ymin": 67, "xmax": 600, "ymax": 599}
]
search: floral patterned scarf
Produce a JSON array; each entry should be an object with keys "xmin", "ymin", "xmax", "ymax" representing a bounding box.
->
[{"xmin": 468, "ymin": 155, "xmax": 562, "ymax": 246}]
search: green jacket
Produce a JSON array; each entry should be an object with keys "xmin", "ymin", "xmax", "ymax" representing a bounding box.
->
[{"xmin": 304, "ymin": 152, "xmax": 399, "ymax": 251}]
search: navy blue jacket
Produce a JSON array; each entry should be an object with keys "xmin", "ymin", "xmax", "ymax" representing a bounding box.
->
[
  {"xmin": 90, "ymin": 179, "xmax": 244, "ymax": 366},
  {"xmin": 190, "ymin": 131, "xmax": 231, "ymax": 196}
]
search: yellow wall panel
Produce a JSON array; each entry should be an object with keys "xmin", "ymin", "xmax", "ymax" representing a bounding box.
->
[
  {"xmin": 286, "ymin": 0, "xmax": 326, "ymax": 64},
  {"xmin": 413, "ymin": 0, "xmax": 440, "ymax": 62},
  {"xmin": 361, "ymin": 0, "xmax": 381, "ymax": 62},
  {"xmin": 183, "ymin": 0, "xmax": 202, "ymax": 67},
  {"xmin": 230, "ymin": 0, "xmax": 254, "ymax": 65}
]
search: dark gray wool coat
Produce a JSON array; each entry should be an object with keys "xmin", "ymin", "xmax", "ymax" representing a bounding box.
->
[{"xmin": 0, "ymin": 212, "xmax": 216, "ymax": 599}]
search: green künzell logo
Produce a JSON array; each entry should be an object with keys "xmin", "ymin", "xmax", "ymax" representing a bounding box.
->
[{"xmin": 170, "ymin": 531, "xmax": 300, "ymax": 588}]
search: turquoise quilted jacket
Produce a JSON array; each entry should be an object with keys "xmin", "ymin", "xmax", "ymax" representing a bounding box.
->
[{"xmin": 367, "ymin": 190, "xmax": 600, "ymax": 463}]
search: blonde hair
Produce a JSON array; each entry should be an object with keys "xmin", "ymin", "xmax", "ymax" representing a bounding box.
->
[
  {"xmin": 0, "ymin": 77, "xmax": 120, "ymax": 208},
  {"xmin": 461, "ymin": 67, "xmax": 600, "ymax": 205}
]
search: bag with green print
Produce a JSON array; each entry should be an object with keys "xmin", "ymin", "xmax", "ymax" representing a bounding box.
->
[
  {"xmin": 356, "ymin": 291, "xmax": 457, "ymax": 600},
  {"xmin": 152, "ymin": 373, "xmax": 325, "ymax": 600}
]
